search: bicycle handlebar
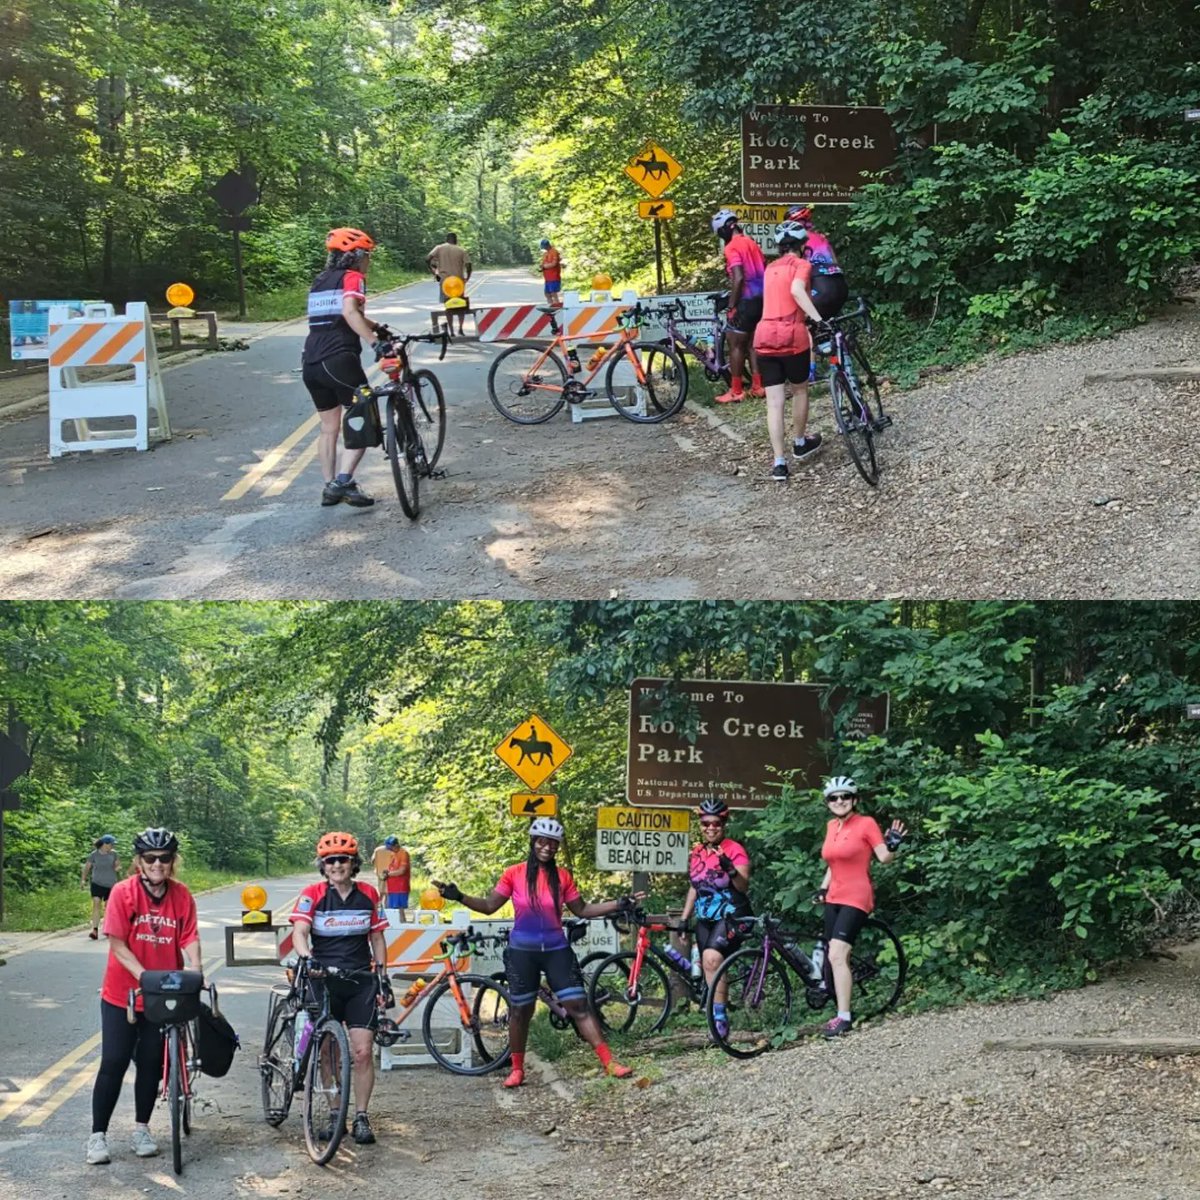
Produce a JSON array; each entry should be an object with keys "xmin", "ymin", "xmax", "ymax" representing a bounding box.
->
[
  {"xmin": 818, "ymin": 296, "xmax": 872, "ymax": 336},
  {"xmin": 126, "ymin": 979, "xmax": 219, "ymax": 1025},
  {"xmin": 373, "ymin": 325, "xmax": 450, "ymax": 362}
]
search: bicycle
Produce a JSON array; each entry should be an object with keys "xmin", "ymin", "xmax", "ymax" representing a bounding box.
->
[
  {"xmin": 813, "ymin": 297, "xmax": 892, "ymax": 487},
  {"xmin": 587, "ymin": 907, "xmax": 716, "ymax": 1039},
  {"xmin": 370, "ymin": 325, "xmax": 449, "ymax": 518},
  {"xmin": 648, "ymin": 292, "xmax": 752, "ymax": 394},
  {"xmin": 704, "ymin": 910, "xmax": 906, "ymax": 1059},
  {"xmin": 128, "ymin": 970, "xmax": 218, "ymax": 1176},
  {"xmin": 486, "ymin": 302, "xmax": 688, "ymax": 425},
  {"xmin": 259, "ymin": 935, "xmax": 511, "ymax": 1159},
  {"xmin": 480, "ymin": 916, "xmax": 620, "ymax": 1041}
]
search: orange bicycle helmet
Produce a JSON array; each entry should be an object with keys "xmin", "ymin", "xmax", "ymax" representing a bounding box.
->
[
  {"xmin": 316, "ymin": 831, "xmax": 359, "ymax": 858},
  {"xmin": 325, "ymin": 227, "xmax": 376, "ymax": 253}
]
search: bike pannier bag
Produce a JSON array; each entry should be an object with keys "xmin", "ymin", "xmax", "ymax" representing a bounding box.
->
[
  {"xmin": 139, "ymin": 969, "xmax": 204, "ymax": 1024},
  {"xmin": 195, "ymin": 1002, "xmax": 241, "ymax": 1077},
  {"xmin": 342, "ymin": 385, "xmax": 383, "ymax": 449}
]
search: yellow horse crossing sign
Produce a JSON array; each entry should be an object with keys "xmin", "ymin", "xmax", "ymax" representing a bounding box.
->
[
  {"xmin": 623, "ymin": 141, "xmax": 683, "ymax": 199},
  {"xmin": 494, "ymin": 714, "xmax": 573, "ymax": 791}
]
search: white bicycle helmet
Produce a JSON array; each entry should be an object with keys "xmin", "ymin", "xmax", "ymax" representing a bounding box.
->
[
  {"xmin": 823, "ymin": 776, "xmax": 858, "ymax": 799},
  {"xmin": 529, "ymin": 817, "xmax": 565, "ymax": 842},
  {"xmin": 711, "ymin": 208, "xmax": 737, "ymax": 235},
  {"xmin": 773, "ymin": 219, "xmax": 809, "ymax": 246}
]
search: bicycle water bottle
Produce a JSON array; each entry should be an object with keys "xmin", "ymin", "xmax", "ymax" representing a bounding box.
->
[
  {"xmin": 811, "ymin": 939, "xmax": 827, "ymax": 979},
  {"xmin": 691, "ymin": 943, "xmax": 702, "ymax": 979},
  {"xmin": 566, "ymin": 346, "xmax": 581, "ymax": 374},
  {"xmin": 663, "ymin": 945, "xmax": 691, "ymax": 972},
  {"xmin": 400, "ymin": 977, "xmax": 428, "ymax": 1009},
  {"xmin": 586, "ymin": 347, "xmax": 606, "ymax": 371},
  {"xmin": 294, "ymin": 1011, "xmax": 312, "ymax": 1070}
]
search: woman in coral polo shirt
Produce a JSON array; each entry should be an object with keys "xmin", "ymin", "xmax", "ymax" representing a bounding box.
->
[{"xmin": 817, "ymin": 776, "xmax": 906, "ymax": 1039}]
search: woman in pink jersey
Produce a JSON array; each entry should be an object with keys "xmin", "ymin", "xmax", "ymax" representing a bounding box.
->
[
  {"xmin": 753, "ymin": 218, "xmax": 829, "ymax": 482},
  {"xmin": 433, "ymin": 817, "xmax": 640, "ymax": 1088},
  {"xmin": 87, "ymin": 828, "xmax": 201, "ymax": 1166},
  {"xmin": 816, "ymin": 776, "xmax": 906, "ymax": 1038}
]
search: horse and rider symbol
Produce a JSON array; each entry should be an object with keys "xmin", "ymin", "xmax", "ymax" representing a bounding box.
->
[
  {"xmin": 623, "ymin": 141, "xmax": 682, "ymax": 199},
  {"xmin": 495, "ymin": 714, "xmax": 573, "ymax": 794}
]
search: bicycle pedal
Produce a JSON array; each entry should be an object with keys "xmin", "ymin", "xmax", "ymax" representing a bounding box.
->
[
  {"xmin": 872, "ymin": 414, "xmax": 893, "ymax": 431},
  {"xmin": 430, "ymin": 468, "xmax": 447, "ymax": 480}
]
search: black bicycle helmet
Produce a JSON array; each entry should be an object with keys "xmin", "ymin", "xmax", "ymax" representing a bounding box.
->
[
  {"xmin": 134, "ymin": 827, "xmax": 179, "ymax": 855},
  {"xmin": 697, "ymin": 797, "xmax": 730, "ymax": 820}
]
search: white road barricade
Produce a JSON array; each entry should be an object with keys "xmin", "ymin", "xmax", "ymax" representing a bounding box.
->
[{"xmin": 47, "ymin": 302, "xmax": 170, "ymax": 457}]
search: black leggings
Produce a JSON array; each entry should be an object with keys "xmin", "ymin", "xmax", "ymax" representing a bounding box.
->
[{"xmin": 92, "ymin": 999, "xmax": 163, "ymax": 1131}]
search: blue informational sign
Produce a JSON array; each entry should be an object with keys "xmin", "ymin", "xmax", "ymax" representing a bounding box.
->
[{"xmin": 8, "ymin": 300, "xmax": 94, "ymax": 360}]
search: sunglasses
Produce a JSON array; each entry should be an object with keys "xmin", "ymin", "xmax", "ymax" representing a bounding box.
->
[
  {"xmin": 826, "ymin": 794, "xmax": 854, "ymax": 804},
  {"xmin": 699, "ymin": 820, "xmax": 725, "ymax": 828},
  {"xmin": 322, "ymin": 855, "xmax": 353, "ymax": 865},
  {"xmin": 141, "ymin": 853, "xmax": 175, "ymax": 865}
]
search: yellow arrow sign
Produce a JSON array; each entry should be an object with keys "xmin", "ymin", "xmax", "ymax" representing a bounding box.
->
[
  {"xmin": 624, "ymin": 140, "xmax": 683, "ymax": 199},
  {"xmin": 495, "ymin": 714, "xmax": 573, "ymax": 791},
  {"xmin": 638, "ymin": 200, "xmax": 675, "ymax": 219},
  {"xmin": 510, "ymin": 792, "xmax": 559, "ymax": 818}
]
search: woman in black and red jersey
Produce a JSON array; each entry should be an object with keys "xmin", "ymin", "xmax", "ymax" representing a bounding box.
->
[
  {"xmin": 290, "ymin": 832, "xmax": 389, "ymax": 1146},
  {"xmin": 87, "ymin": 828, "xmax": 201, "ymax": 1166}
]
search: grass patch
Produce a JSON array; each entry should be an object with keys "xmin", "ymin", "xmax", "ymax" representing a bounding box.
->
[
  {"xmin": 0, "ymin": 864, "xmax": 307, "ymax": 933},
  {"xmin": 215, "ymin": 263, "xmax": 426, "ymax": 323}
]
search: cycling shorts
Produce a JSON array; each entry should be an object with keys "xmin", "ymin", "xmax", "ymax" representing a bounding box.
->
[
  {"xmin": 90, "ymin": 883, "xmax": 113, "ymax": 900},
  {"xmin": 810, "ymin": 274, "xmax": 849, "ymax": 320},
  {"xmin": 503, "ymin": 944, "xmax": 584, "ymax": 1007},
  {"xmin": 823, "ymin": 903, "xmax": 869, "ymax": 946},
  {"xmin": 725, "ymin": 294, "xmax": 763, "ymax": 335},
  {"xmin": 694, "ymin": 917, "xmax": 747, "ymax": 956},
  {"xmin": 758, "ymin": 352, "xmax": 811, "ymax": 387},
  {"xmin": 309, "ymin": 972, "xmax": 378, "ymax": 1030},
  {"xmin": 302, "ymin": 351, "xmax": 368, "ymax": 412}
]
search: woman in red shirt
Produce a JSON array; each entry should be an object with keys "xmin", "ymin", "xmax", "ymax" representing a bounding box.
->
[
  {"xmin": 753, "ymin": 218, "xmax": 830, "ymax": 483},
  {"xmin": 817, "ymin": 776, "xmax": 906, "ymax": 1038},
  {"xmin": 87, "ymin": 828, "xmax": 201, "ymax": 1165}
]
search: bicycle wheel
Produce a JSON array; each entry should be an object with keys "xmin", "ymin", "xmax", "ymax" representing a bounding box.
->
[
  {"xmin": 831, "ymin": 369, "xmax": 878, "ymax": 486},
  {"xmin": 588, "ymin": 951, "xmax": 672, "ymax": 1037},
  {"xmin": 412, "ymin": 368, "xmax": 447, "ymax": 469},
  {"xmin": 846, "ymin": 339, "xmax": 887, "ymax": 428},
  {"xmin": 707, "ymin": 947, "xmax": 794, "ymax": 1060},
  {"xmin": 167, "ymin": 1024, "xmax": 184, "ymax": 1175},
  {"xmin": 423, "ymin": 973, "xmax": 513, "ymax": 1075},
  {"xmin": 849, "ymin": 918, "xmax": 907, "ymax": 1022},
  {"xmin": 182, "ymin": 1020, "xmax": 196, "ymax": 1136},
  {"xmin": 260, "ymin": 995, "xmax": 298, "ymax": 1127},
  {"xmin": 385, "ymin": 392, "xmax": 420, "ymax": 518},
  {"xmin": 606, "ymin": 341, "xmax": 688, "ymax": 423},
  {"xmin": 302, "ymin": 1020, "xmax": 351, "ymax": 1166},
  {"xmin": 487, "ymin": 344, "xmax": 567, "ymax": 424}
]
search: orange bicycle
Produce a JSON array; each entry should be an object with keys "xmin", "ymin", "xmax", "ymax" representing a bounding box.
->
[{"xmin": 486, "ymin": 301, "xmax": 689, "ymax": 424}]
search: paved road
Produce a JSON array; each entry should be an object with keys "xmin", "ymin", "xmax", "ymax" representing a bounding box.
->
[
  {"xmin": 0, "ymin": 269, "xmax": 743, "ymax": 600},
  {"xmin": 0, "ymin": 872, "xmax": 561, "ymax": 1197}
]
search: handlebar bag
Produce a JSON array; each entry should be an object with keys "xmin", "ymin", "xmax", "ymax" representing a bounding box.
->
[
  {"xmin": 140, "ymin": 969, "xmax": 204, "ymax": 1024},
  {"xmin": 196, "ymin": 1002, "xmax": 240, "ymax": 1077},
  {"xmin": 342, "ymin": 384, "xmax": 383, "ymax": 449}
]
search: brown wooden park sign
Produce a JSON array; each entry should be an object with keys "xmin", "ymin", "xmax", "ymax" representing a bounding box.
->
[
  {"xmin": 741, "ymin": 104, "xmax": 898, "ymax": 205},
  {"xmin": 626, "ymin": 679, "xmax": 889, "ymax": 809}
]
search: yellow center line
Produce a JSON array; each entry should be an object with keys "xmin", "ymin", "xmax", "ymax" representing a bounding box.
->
[
  {"xmin": 0, "ymin": 1033, "xmax": 102, "ymax": 1124},
  {"xmin": 263, "ymin": 437, "xmax": 320, "ymax": 497},
  {"xmin": 222, "ymin": 413, "xmax": 320, "ymax": 501},
  {"xmin": 17, "ymin": 1059, "xmax": 97, "ymax": 1128}
]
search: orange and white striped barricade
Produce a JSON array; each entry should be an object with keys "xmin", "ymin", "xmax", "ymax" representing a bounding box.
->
[
  {"xmin": 46, "ymin": 302, "xmax": 169, "ymax": 457},
  {"xmin": 378, "ymin": 908, "xmax": 475, "ymax": 1070},
  {"xmin": 560, "ymin": 292, "xmax": 638, "ymax": 423}
]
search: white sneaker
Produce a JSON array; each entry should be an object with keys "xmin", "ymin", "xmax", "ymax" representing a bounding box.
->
[
  {"xmin": 86, "ymin": 1132, "xmax": 111, "ymax": 1164},
  {"xmin": 131, "ymin": 1126, "xmax": 159, "ymax": 1157}
]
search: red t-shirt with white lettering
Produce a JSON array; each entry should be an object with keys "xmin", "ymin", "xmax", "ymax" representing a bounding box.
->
[{"xmin": 101, "ymin": 876, "xmax": 200, "ymax": 1010}]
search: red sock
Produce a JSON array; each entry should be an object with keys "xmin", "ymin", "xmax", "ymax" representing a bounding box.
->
[
  {"xmin": 503, "ymin": 1051, "xmax": 525, "ymax": 1088},
  {"xmin": 594, "ymin": 1043, "xmax": 633, "ymax": 1077},
  {"xmin": 752, "ymin": 374, "xmax": 763, "ymax": 389}
]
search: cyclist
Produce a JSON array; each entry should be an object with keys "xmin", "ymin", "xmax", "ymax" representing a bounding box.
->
[
  {"xmin": 753, "ymin": 218, "xmax": 828, "ymax": 482},
  {"xmin": 785, "ymin": 206, "xmax": 849, "ymax": 319},
  {"xmin": 679, "ymin": 798, "xmax": 751, "ymax": 1040},
  {"xmin": 87, "ymin": 828, "xmax": 201, "ymax": 1166},
  {"xmin": 302, "ymin": 227, "xmax": 386, "ymax": 509},
  {"xmin": 816, "ymin": 776, "xmax": 907, "ymax": 1038},
  {"xmin": 538, "ymin": 238, "xmax": 563, "ymax": 307},
  {"xmin": 432, "ymin": 817, "xmax": 640, "ymax": 1088},
  {"xmin": 290, "ymin": 832, "xmax": 390, "ymax": 1145},
  {"xmin": 711, "ymin": 209, "xmax": 766, "ymax": 404},
  {"xmin": 81, "ymin": 833, "xmax": 120, "ymax": 940}
]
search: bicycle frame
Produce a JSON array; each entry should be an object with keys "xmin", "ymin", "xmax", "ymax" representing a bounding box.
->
[
  {"xmin": 621, "ymin": 916, "xmax": 705, "ymax": 1008},
  {"xmin": 517, "ymin": 307, "xmax": 653, "ymax": 398},
  {"xmin": 657, "ymin": 296, "xmax": 733, "ymax": 381},
  {"xmin": 382, "ymin": 931, "xmax": 487, "ymax": 1037}
]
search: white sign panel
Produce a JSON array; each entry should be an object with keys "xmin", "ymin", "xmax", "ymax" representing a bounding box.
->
[{"xmin": 595, "ymin": 805, "xmax": 690, "ymax": 874}]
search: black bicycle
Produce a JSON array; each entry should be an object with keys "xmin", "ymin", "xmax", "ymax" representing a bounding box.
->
[
  {"xmin": 128, "ymin": 970, "xmax": 218, "ymax": 1176},
  {"xmin": 371, "ymin": 325, "xmax": 448, "ymax": 518},
  {"xmin": 815, "ymin": 297, "xmax": 891, "ymax": 486},
  {"xmin": 705, "ymin": 911, "xmax": 906, "ymax": 1059}
]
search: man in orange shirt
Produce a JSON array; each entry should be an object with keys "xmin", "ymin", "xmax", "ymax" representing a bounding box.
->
[
  {"xmin": 380, "ymin": 836, "xmax": 411, "ymax": 921},
  {"xmin": 538, "ymin": 238, "xmax": 563, "ymax": 306}
]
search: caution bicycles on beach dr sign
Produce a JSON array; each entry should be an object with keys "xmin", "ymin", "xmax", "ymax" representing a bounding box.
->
[
  {"xmin": 494, "ymin": 714, "xmax": 573, "ymax": 792},
  {"xmin": 596, "ymin": 806, "xmax": 690, "ymax": 873}
]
